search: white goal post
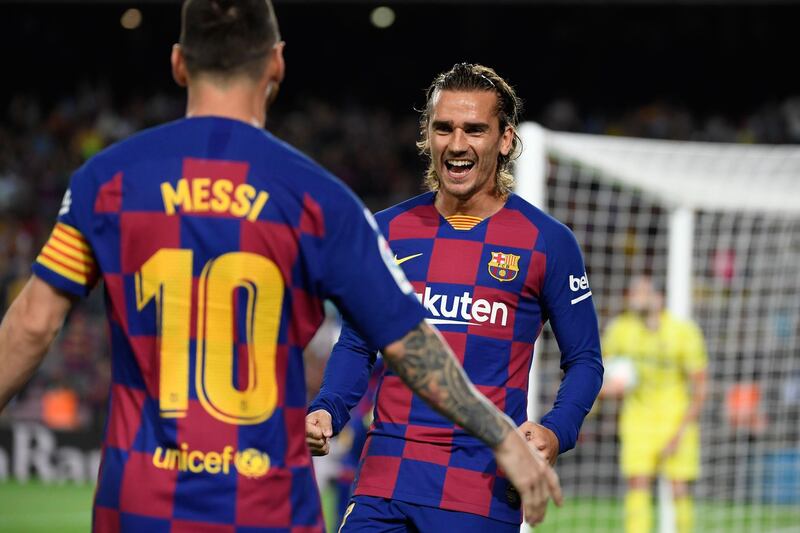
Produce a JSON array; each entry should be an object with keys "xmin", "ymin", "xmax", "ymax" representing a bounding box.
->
[{"xmin": 517, "ymin": 123, "xmax": 800, "ymax": 533}]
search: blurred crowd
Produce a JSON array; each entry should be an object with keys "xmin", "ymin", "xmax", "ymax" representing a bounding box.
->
[
  {"xmin": 1, "ymin": 83, "xmax": 800, "ymax": 433},
  {"xmin": 540, "ymin": 97, "xmax": 800, "ymax": 144}
]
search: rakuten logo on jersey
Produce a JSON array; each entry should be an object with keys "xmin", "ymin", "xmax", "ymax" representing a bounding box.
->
[
  {"xmin": 416, "ymin": 287, "xmax": 508, "ymax": 327},
  {"xmin": 569, "ymin": 273, "xmax": 590, "ymax": 292}
]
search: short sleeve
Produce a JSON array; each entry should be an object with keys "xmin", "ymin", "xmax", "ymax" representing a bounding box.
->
[
  {"xmin": 681, "ymin": 321, "xmax": 708, "ymax": 374},
  {"xmin": 317, "ymin": 188, "xmax": 425, "ymax": 349},
  {"xmin": 32, "ymin": 168, "xmax": 99, "ymax": 298},
  {"xmin": 601, "ymin": 318, "xmax": 625, "ymax": 361}
]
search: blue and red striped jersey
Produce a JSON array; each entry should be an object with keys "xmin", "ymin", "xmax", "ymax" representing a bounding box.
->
[
  {"xmin": 310, "ymin": 191, "xmax": 603, "ymax": 524},
  {"xmin": 32, "ymin": 116, "xmax": 425, "ymax": 533}
]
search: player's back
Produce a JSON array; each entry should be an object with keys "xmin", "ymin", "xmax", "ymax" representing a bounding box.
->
[{"xmin": 33, "ymin": 116, "xmax": 423, "ymax": 531}]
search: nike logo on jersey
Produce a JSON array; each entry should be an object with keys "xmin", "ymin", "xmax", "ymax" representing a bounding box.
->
[
  {"xmin": 569, "ymin": 273, "xmax": 592, "ymax": 305},
  {"xmin": 394, "ymin": 253, "xmax": 423, "ymax": 265}
]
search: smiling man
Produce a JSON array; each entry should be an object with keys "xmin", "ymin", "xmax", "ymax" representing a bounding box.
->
[
  {"xmin": 0, "ymin": 13, "xmax": 559, "ymax": 532},
  {"xmin": 306, "ymin": 63, "xmax": 604, "ymax": 532}
]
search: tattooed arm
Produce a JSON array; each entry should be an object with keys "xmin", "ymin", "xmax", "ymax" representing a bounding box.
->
[
  {"xmin": 381, "ymin": 321, "xmax": 509, "ymax": 446},
  {"xmin": 381, "ymin": 320, "xmax": 563, "ymax": 526}
]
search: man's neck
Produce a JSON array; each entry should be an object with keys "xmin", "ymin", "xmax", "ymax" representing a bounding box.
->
[
  {"xmin": 646, "ymin": 310, "xmax": 662, "ymax": 331},
  {"xmin": 434, "ymin": 188, "xmax": 507, "ymax": 219},
  {"xmin": 185, "ymin": 78, "xmax": 266, "ymax": 128}
]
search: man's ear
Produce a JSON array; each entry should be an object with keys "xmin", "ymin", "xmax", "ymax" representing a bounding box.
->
[
  {"xmin": 171, "ymin": 44, "xmax": 189, "ymax": 88},
  {"xmin": 268, "ymin": 41, "xmax": 286, "ymax": 86},
  {"xmin": 264, "ymin": 41, "xmax": 285, "ymax": 107},
  {"xmin": 500, "ymin": 125, "xmax": 514, "ymax": 157}
]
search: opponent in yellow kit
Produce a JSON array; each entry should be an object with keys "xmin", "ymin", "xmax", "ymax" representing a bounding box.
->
[{"xmin": 602, "ymin": 277, "xmax": 708, "ymax": 533}]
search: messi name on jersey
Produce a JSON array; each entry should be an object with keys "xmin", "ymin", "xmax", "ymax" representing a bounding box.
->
[{"xmin": 160, "ymin": 177, "xmax": 270, "ymax": 221}]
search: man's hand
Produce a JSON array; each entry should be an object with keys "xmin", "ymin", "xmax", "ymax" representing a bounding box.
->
[
  {"xmin": 598, "ymin": 379, "xmax": 627, "ymax": 399},
  {"xmin": 519, "ymin": 421, "xmax": 559, "ymax": 465},
  {"xmin": 305, "ymin": 409, "xmax": 333, "ymax": 456},
  {"xmin": 494, "ymin": 430, "xmax": 563, "ymax": 527}
]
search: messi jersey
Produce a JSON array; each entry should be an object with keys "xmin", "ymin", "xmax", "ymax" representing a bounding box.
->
[
  {"xmin": 32, "ymin": 116, "xmax": 425, "ymax": 533},
  {"xmin": 314, "ymin": 191, "xmax": 602, "ymax": 524}
]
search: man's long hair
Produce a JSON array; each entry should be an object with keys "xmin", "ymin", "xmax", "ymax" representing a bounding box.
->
[
  {"xmin": 417, "ymin": 63, "xmax": 523, "ymax": 196},
  {"xmin": 180, "ymin": 0, "xmax": 280, "ymax": 80}
]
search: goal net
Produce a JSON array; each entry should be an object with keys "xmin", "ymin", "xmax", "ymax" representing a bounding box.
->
[{"xmin": 517, "ymin": 124, "xmax": 800, "ymax": 533}]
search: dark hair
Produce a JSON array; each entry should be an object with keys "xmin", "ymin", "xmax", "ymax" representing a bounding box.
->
[
  {"xmin": 417, "ymin": 63, "xmax": 523, "ymax": 196},
  {"xmin": 180, "ymin": 0, "xmax": 280, "ymax": 80}
]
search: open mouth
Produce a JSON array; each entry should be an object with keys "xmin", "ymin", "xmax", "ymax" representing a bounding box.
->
[{"xmin": 444, "ymin": 159, "xmax": 475, "ymax": 177}]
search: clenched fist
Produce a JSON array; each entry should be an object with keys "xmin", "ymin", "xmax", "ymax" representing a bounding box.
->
[{"xmin": 305, "ymin": 409, "xmax": 333, "ymax": 456}]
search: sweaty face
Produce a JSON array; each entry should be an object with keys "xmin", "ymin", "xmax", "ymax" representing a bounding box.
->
[{"xmin": 428, "ymin": 90, "xmax": 513, "ymax": 200}]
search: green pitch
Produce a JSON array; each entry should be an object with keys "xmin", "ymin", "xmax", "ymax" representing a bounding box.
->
[
  {"xmin": 1, "ymin": 481, "xmax": 798, "ymax": 532},
  {"xmin": 0, "ymin": 481, "xmax": 342, "ymax": 532},
  {"xmin": 533, "ymin": 496, "xmax": 800, "ymax": 533},
  {"xmin": 0, "ymin": 481, "xmax": 94, "ymax": 532}
]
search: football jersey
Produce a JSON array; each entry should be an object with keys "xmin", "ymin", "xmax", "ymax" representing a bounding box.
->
[
  {"xmin": 310, "ymin": 191, "xmax": 603, "ymax": 524},
  {"xmin": 602, "ymin": 311, "xmax": 707, "ymax": 420},
  {"xmin": 32, "ymin": 116, "xmax": 425, "ymax": 532}
]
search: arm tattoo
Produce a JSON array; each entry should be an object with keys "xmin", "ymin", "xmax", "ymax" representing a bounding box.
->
[{"xmin": 384, "ymin": 322, "xmax": 511, "ymax": 447}]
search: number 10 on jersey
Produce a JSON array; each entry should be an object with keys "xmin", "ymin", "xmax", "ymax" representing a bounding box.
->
[{"xmin": 135, "ymin": 249, "xmax": 283, "ymax": 425}]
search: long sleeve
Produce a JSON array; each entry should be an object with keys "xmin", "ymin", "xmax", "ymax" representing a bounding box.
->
[
  {"xmin": 307, "ymin": 320, "xmax": 378, "ymax": 435},
  {"xmin": 537, "ymin": 224, "xmax": 604, "ymax": 453},
  {"xmin": 539, "ymin": 352, "xmax": 604, "ymax": 453}
]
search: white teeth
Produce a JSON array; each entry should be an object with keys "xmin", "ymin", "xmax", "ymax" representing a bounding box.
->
[{"xmin": 447, "ymin": 160, "xmax": 473, "ymax": 167}]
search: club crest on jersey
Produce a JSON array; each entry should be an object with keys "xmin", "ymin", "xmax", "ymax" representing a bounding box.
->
[{"xmin": 488, "ymin": 251, "xmax": 520, "ymax": 282}]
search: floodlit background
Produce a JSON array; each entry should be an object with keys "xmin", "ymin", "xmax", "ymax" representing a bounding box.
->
[{"xmin": 0, "ymin": 1, "xmax": 798, "ymax": 532}]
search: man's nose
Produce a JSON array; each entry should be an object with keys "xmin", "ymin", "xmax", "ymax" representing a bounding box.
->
[{"xmin": 448, "ymin": 129, "xmax": 469, "ymax": 154}]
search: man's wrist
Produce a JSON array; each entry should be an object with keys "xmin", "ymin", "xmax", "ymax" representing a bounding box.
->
[
  {"xmin": 307, "ymin": 396, "xmax": 344, "ymax": 435},
  {"xmin": 540, "ymin": 419, "xmax": 568, "ymax": 454}
]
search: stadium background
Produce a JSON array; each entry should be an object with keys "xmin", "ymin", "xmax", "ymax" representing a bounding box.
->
[{"xmin": 0, "ymin": 0, "xmax": 799, "ymax": 532}]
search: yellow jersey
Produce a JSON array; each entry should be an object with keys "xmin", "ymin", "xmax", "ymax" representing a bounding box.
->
[{"xmin": 602, "ymin": 311, "xmax": 707, "ymax": 418}]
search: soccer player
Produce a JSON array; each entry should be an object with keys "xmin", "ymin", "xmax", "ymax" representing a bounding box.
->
[
  {"xmin": 601, "ymin": 276, "xmax": 708, "ymax": 533},
  {"xmin": 0, "ymin": 2, "xmax": 560, "ymax": 531},
  {"xmin": 306, "ymin": 63, "xmax": 603, "ymax": 532}
]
